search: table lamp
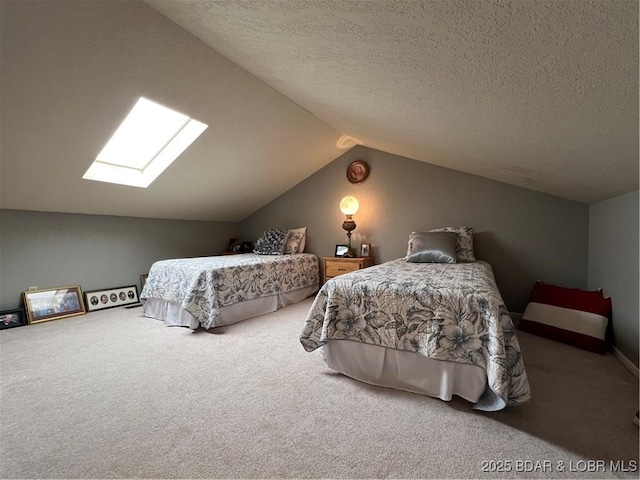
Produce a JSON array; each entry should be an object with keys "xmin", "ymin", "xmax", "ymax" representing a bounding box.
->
[{"xmin": 339, "ymin": 196, "xmax": 359, "ymax": 257}]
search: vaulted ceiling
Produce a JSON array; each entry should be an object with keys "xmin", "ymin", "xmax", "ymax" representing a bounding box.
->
[
  {"xmin": 145, "ymin": 0, "xmax": 639, "ymax": 205},
  {"xmin": 1, "ymin": 0, "xmax": 638, "ymax": 222},
  {"xmin": 0, "ymin": 0, "xmax": 343, "ymax": 222}
]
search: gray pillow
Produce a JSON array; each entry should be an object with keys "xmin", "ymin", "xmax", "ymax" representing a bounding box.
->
[
  {"xmin": 429, "ymin": 226, "xmax": 475, "ymax": 262},
  {"xmin": 406, "ymin": 231, "xmax": 458, "ymax": 263}
]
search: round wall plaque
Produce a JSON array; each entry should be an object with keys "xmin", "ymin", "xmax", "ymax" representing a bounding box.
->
[{"xmin": 346, "ymin": 160, "xmax": 369, "ymax": 184}]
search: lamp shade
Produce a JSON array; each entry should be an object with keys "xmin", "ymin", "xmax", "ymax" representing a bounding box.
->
[{"xmin": 339, "ymin": 196, "xmax": 359, "ymax": 216}]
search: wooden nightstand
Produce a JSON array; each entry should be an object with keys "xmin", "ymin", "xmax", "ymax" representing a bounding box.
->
[{"xmin": 323, "ymin": 256, "xmax": 375, "ymax": 283}]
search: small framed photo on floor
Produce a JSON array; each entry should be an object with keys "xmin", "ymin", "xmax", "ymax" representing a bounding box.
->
[
  {"xmin": 84, "ymin": 285, "xmax": 139, "ymax": 312},
  {"xmin": 227, "ymin": 238, "xmax": 240, "ymax": 252},
  {"xmin": 140, "ymin": 274, "xmax": 148, "ymax": 292},
  {"xmin": 23, "ymin": 286, "xmax": 86, "ymax": 324},
  {"xmin": 0, "ymin": 308, "xmax": 27, "ymax": 330}
]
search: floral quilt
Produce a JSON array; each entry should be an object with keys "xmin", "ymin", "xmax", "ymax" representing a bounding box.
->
[
  {"xmin": 141, "ymin": 253, "xmax": 319, "ymax": 329},
  {"xmin": 300, "ymin": 260, "xmax": 531, "ymax": 411}
]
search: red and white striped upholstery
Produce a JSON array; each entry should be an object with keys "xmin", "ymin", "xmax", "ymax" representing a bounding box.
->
[{"xmin": 519, "ymin": 282, "xmax": 612, "ymax": 354}]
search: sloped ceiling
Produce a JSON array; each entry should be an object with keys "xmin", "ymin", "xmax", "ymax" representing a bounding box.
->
[
  {"xmin": 146, "ymin": 0, "xmax": 639, "ymax": 204},
  {"xmin": 1, "ymin": 1, "xmax": 638, "ymax": 224},
  {"xmin": 0, "ymin": 0, "xmax": 343, "ymax": 222}
]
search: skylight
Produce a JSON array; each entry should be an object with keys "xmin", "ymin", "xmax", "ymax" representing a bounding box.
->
[{"xmin": 83, "ymin": 97, "xmax": 208, "ymax": 188}]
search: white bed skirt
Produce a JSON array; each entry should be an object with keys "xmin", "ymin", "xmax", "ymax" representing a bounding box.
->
[
  {"xmin": 143, "ymin": 284, "xmax": 318, "ymax": 329},
  {"xmin": 323, "ymin": 340, "xmax": 487, "ymax": 403}
]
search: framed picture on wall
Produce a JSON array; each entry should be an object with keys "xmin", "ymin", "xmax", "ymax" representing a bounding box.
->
[
  {"xmin": 346, "ymin": 160, "xmax": 370, "ymax": 184},
  {"xmin": 0, "ymin": 308, "xmax": 28, "ymax": 330},
  {"xmin": 84, "ymin": 285, "xmax": 139, "ymax": 312},
  {"xmin": 23, "ymin": 286, "xmax": 86, "ymax": 324}
]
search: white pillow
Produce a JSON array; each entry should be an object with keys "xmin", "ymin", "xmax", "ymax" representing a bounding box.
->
[
  {"xmin": 282, "ymin": 229, "xmax": 304, "ymax": 254},
  {"xmin": 289, "ymin": 227, "xmax": 307, "ymax": 253}
]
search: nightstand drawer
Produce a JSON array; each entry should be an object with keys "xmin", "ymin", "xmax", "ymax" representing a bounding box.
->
[
  {"xmin": 326, "ymin": 262, "xmax": 361, "ymax": 277},
  {"xmin": 323, "ymin": 256, "xmax": 375, "ymax": 283}
]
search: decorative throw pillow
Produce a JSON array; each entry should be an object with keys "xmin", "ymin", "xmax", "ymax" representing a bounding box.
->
[
  {"xmin": 519, "ymin": 281, "xmax": 612, "ymax": 354},
  {"xmin": 283, "ymin": 228, "xmax": 306, "ymax": 254},
  {"xmin": 405, "ymin": 231, "xmax": 458, "ymax": 263},
  {"xmin": 253, "ymin": 229, "xmax": 289, "ymax": 255},
  {"xmin": 291, "ymin": 227, "xmax": 307, "ymax": 253},
  {"xmin": 428, "ymin": 226, "xmax": 475, "ymax": 262}
]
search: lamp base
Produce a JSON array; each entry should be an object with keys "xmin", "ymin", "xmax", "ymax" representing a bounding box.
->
[{"xmin": 342, "ymin": 220, "xmax": 356, "ymax": 258}]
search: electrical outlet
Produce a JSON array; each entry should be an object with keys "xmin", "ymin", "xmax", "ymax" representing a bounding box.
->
[{"xmin": 28, "ymin": 286, "xmax": 38, "ymax": 291}]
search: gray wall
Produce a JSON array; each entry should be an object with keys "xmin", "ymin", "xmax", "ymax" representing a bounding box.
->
[
  {"xmin": 0, "ymin": 210, "xmax": 239, "ymax": 309},
  {"xmin": 588, "ymin": 190, "xmax": 639, "ymax": 367},
  {"xmin": 241, "ymin": 146, "xmax": 590, "ymax": 313}
]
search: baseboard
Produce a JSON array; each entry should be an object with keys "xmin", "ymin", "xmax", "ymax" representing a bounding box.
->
[{"xmin": 612, "ymin": 346, "xmax": 639, "ymax": 379}]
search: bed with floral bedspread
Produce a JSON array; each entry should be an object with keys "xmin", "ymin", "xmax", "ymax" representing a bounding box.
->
[
  {"xmin": 300, "ymin": 259, "xmax": 531, "ymax": 411},
  {"xmin": 141, "ymin": 253, "xmax": 319, "ymax": 329}
]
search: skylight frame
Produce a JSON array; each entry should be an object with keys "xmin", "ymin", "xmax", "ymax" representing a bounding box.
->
[{"xmin": 83, "ymin": 97, "xmax": 208, "ymax": 188}]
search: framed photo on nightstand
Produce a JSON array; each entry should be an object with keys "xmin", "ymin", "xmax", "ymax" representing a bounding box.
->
[{"xmin": 360, "ymin": 243, "xmax": 371, "ymax": 257}]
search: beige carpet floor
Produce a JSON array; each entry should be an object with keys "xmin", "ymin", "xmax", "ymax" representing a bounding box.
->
[{"xmin": 1, "ymin": 297, "xmax": 638, "ymax": 479}]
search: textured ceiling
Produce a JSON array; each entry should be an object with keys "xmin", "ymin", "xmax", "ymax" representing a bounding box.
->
[
  {"xmin": 147, "ymin": 0, "xmax": 639, "ymax": 204},
  {"xmin": 1, "ymin": 1, "xmax": 637, "ymax": 224}
]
